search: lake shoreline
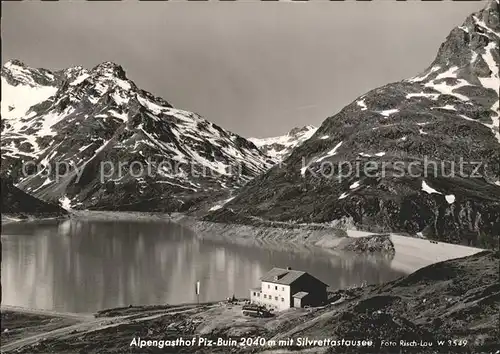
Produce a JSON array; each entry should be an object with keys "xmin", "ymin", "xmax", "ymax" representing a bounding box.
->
[
  {"xmin": 2, "ymin": 210, "xmax": 397, "ymax": 253},
  {"xmin": 81, "ymin": 210, "xmax": 485, "ymax": 272},
  {"xmin": 69, "ymin": 211, "xmax": 398, "ymax": 254},
  {"xmin": 2, "ymin": 210, "xmax": 483, "ymax": 271},
  {"xmin": 177, "ymin": 215, "xmax": 398, "ymax": 254},
  {"xmin": 1, "ymin": 213, "xmax": 69, "ymax": 225},
  {"xmin": 2, "ymin": 251, "xmax": 497, "ymax": 354},
  {"xmin": 171, "ymin": 214, "xmax": 484, "ymax": 271}
]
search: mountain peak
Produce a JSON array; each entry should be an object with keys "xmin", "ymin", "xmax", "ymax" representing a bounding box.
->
[
  {"xmin": 249, "ymin": 125, "xmax": 318, "ymax": 162},
  {"xmin": 288, "ymin": 125, "xmax": 316, "ymax": 137},
  {"xmin": 62, "ymin": 65, "xmax": 88, "ymax": 78},
  {"xmin": 1, "ymin": 59, "xmax": 57, "ymax": 88},
  {"xmin": 3, "ymin": 59, "xmax": 26, "ymax": 68},
  {"xmin": 486, "ymin": 0, "xmax": 499, "ymax": 10},
  {"xmin": 91, "ymin": 61, "xmax": 127, "ymax": 80},
  {"xmin": 426, "ymin": 0, "xmax": 499, "ymax": 70}
]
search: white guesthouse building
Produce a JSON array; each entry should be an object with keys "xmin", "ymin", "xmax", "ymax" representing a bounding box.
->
[{"xmin": 249, "ymin": 267, "xmax": 328, "ymax": 311}]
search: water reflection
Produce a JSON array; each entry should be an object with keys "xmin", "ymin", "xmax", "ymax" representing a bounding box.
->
[{"xmin": 1, "ymin": 219, "xmax": 405, "ymax": 313}]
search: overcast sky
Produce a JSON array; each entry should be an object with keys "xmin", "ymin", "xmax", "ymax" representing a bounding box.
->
[{"xmin": 2, "ymin": 1, "xmax": 484, "ymax": 137}]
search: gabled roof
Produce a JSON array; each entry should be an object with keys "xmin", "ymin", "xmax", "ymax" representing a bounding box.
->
[
  {"xmin": 260, "ymin": 268, "xmax": 328, "ymax": 286},
  {"xmin": 292, "ymin": 291, "xmax": 309, "ymax": 299},
  {"xmin": 260, "ymin": 268, "xmax": 305, "ymax": 285}
]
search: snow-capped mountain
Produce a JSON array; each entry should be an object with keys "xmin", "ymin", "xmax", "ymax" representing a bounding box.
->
[
  {"xmin": 208, "ymin": 0, "xmax": 500, "ymax": 246},
  {"xmin": 249, "ymin": 125, "xmax": 317, "ymax": 162},
  {"xmin": 1, "ymin": 61, "xmax": 272, "ymax": 211}
]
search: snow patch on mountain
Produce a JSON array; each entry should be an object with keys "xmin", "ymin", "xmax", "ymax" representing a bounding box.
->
[
  {"xmin": 349, "ymin": 180, "xmax": 361, "ymax": 190},
  {"xmin": 1, "ymin": 77, "xmax": 57, "ymax": 120},
  {"xmin": 338, "ymin": 192, "xmax": 349, "ymax": 200},
  {"xmin": 315, "ymin": 141, "xmax": 343, "ymax": 163},
  {"xmin": 431, "ymin": 105, "xmax": 456, "ymax": 111},
  {"xmin": 70, "ymin": 72, "xmax": 90, "ymax": 86},
  {"xmin": 249, "ymin": 125, "xmax": 317, "ymax": 162},
  {"xmin": 301, "ymin": 141, "xmax": 342, "ymax": 176},
  {"xmin": 478, "ymin": 41, "xmax": 500, "ymax": 143},
  {"xmin": 408, "ymin": 66, "xmax": 441, "ymax": 83},
  {"xmin": 108, "ymin": 109, "xmax": 128, "ymax": 122},
  {"xmin": 356, "ymin": 99, "xmax": 368, "ymax": 111},
  {"xmin": 473, "ymin": 15, "xmax": 500, "ymax": 38},
  {"xmin": 59, "ymin": 196, "xmax": 73, "ymax": 211},
  {"xmin": 137, "ymin": 94, "xmax": 167, "ymax": 114},
  {"xmin": 379, "ymin": 109, "xmax": 399, "ymax": 117},
  {"xmin": 358, "ymin": 151, "xmax": 386, "ymax": 158},
  {"xmin": 209, "ymin": 196, "xmax": 235, "ymax": 211},
  {"xmin": 406, "ymin": 92, "xmax": 441, "ymax": 100},
  {"xmin": 421, "ymin": 181, "xmax": 442, "ymax": 195},
  {"xmin": 445, "ymin": 194, "xmax": 456, "ymax": 204},
  {"xmin": 422, "ymin": 66, "xmax": 471, "ymax": 101}
]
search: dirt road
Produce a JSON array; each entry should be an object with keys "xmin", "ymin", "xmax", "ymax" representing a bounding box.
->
[{"xmin": 1, "ymin": 304, "xmax": 214, "ymax": 353}]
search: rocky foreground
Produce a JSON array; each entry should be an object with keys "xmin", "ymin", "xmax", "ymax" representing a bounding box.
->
[{"xmin": 2, "ymin": 251, "xmax": 498, "ymax": 353}]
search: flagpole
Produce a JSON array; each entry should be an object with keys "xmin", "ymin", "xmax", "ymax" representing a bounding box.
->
[{"xmin": 196, "ymin": 280, "xmax": 200, "ymax": 305}]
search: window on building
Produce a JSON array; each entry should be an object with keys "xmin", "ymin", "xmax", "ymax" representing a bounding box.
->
[
  {"xmin": 268, "ymin": 284, "xmax": 270, "ymax": 289},
  {"xmin": 257, "ymin": 293, "xmax": 260, "ymax": 297},
  {"xmin": 282, "ymin": 287, "xmax": 284, "ymax": 291},
  {"xmin": 264, "ymin": 294, "xmax": 267, "ymax": 299},
  {"xmin": 253, "ymin": 292, "xmax": 255, "ymax": 296},
  {"xmin": 275, "ymin": 286, "xmax": 277, "ymax": 290},
  {"xmin": 275, "ymin": 296, "xmax": 278, "ymax": 301},
  {"xmin": 281, "ymin": 298, "xmax": 284, "ymax": 302}
]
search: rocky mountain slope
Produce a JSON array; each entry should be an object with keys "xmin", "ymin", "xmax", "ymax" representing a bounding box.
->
[
  {"xmin": 1, "ymin": 61, "xmax": 273, "ymax": 211},
  {"xmin": 208, "ymin": 1, "xmax": 500, "ymax": 247},
  {"xmin": 249, "ymin": 125, "xmax": 317, "ymax": 162},
  {"xmin": 0, "ymin": 177, "xmax": 67, "ymax": 216}
]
